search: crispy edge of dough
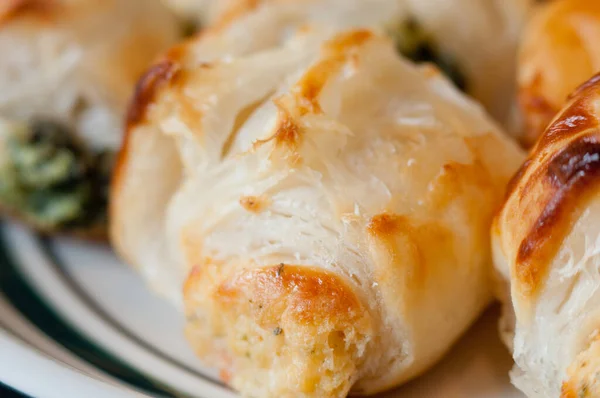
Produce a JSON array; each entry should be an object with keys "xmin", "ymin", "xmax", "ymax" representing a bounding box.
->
[
  {"xmin": 212, "ymin": 264, "xmax": 368, "ymax": 328},
  {"xmin": 0, "ymin": 0, "xmax": 59, "ymax": 24},
  {"xmin": 497, "ymin": 72, "xmax": 600, "ymax": 300},
  {"xmin": 517, "ymin": 0, "xmax": 600, "ymax": 147},
  {"xmin": 184, "ymin": 263, "xmax": 372, "ymax": 391},
  {"xmin": 110, "ymin": 51, "xmax": 184, "ymax": 204}
]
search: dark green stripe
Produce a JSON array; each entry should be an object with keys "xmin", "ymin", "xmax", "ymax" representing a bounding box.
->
[
  {"xmin": 0, "ymin": 224, "xmax": 175, "ymax": 397},
  {"xmin": 39, "ymin": 237, "xmax": 224, "ymax": 388},
  {"xmin": 0, "ymin": 381, "xmax": 31, "ymax": 398}
]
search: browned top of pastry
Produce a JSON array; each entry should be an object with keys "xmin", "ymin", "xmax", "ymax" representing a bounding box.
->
[
  {"xmin": 518, "ymin": 0, "xmax": 600, "ymax": 147},
  {"xmin": 0, "ymin": 0, "xmax": 62, "ymax": 24},
  {"xmin": 497, "ymin": 72, "xmax": 600, "ymax": 299}
]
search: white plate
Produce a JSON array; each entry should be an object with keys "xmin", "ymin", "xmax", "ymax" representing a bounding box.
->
[{"xmin": 0, "ymin": 222, "xmax": 523, "ymax": 397}]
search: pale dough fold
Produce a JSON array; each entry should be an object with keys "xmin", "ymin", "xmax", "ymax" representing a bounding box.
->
[{"xmin": 112, "ymin": 25, "xmax": 524, "ymax": 397}]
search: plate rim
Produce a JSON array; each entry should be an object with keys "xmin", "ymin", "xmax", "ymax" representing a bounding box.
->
[{"xmin": 0, "ymin": 223, "xmax": 234, "ymax": 398}]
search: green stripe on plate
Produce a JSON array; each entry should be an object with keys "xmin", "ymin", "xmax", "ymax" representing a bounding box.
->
[
  {"xmin": 1, "ymin": 381, "xmax": 30, "ymax": 398},
  {"xmin": 0, "ymin": 225, "xmax": 175, "ymax": 397}
]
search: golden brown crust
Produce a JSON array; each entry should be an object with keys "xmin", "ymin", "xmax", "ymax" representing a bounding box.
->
[
  {"xmin": 366, "ymin": 211, "xmax": 471, "ymax": 297},
  {"xmin": 561, "ymin": 385, "xmax": 577, "ymax": 398},
  {"xmin": 252, "ymin": 30, "xmax": 375, "ymax": 164},
  {"xmin": 184, "ymin": 263, "xmax": 373, "ymax": 395},
  {"xmin": 0, "ymin": 0, "xmax": 57, "ymax": 24},
  {"xmin": 239, "ymin": 195, "xmax": 270, "ymax": 213},
  {"xmin": 367, "ymin": 214, "xmax": 427, "ymax": 288},
  {"xmin": 272, "ymin": 108, "xmax": 303, "ymax": 150},
  {"xmin": 518, "ymin": 0, "xmax": 600, "ymax": 147},
  {"xmin": 213, "ymin": 265, "xmax": 365, "ymax": 327},
  {"xmin": 111, "ymin": 57, "xmax": 181, "ymax": 207},
  {"xmin": 294, "ymin": 30, "xmax": 373, "ymax": 115},
  {"xmin": 367, "ymin": 213, "xmax": 405, "ymax": 239},
  {"xmin": 504, "ymin": 159, "xmax": 532, "ymax": 200},
  {"xmin": 498, "ymin": 72, "xmax": 600, "ymax": 298},
  {"xmin": 117, "ymin": 22, "xmax": 522, "ymax": 394},
  {"xmin": 124, "ymin": 60, "xmax": 181, "ymax": 131},
  {"xmin": 561, "ymin": 336, "xmax": 600, "ymax": 398},
  {"xmin": 115, "ymin": 35, "xmax": 204, "ymax": 182},
  {"xmin": 519, "ymin": 89, "xmax": 559, "ymax": 147}
]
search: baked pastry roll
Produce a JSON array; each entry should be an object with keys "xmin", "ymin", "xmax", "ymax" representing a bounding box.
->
[
  {"xmin": 400, "ymin": 0, "xmax": 532, "ymax": 131},
  {"xmin": 0, "ymin": 0, "xmax": 179, "ymax": 237},
  {"xmin": 112, "ymin": 0, "xmax": 529, "ymax": 301},
  {"xmin": 518, "ymin": 0, "xmax": 600, "ymax": 147},
  {"xmin": 180, "ymin": 0, "xmax": 530, "ymax": 128},
  {"xmin": 112, "ymin": 25, "xmax": 524, "ymax": 396},
  {"xmin": 493, "ymin": 74, "xmax": 600, "ymax": 397}
]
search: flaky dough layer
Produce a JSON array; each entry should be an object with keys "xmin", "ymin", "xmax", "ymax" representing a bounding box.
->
[
  {"xmin": 112, "ymin": 24, "xmax": 524, "ymax": 397},
  {"xmin": 494, "ymin": 73, "xmax": 600, "ymax": 397}
]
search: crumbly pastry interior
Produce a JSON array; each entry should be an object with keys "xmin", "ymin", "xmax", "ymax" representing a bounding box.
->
[
  {"xmin": 493, "ymin": 74, "xmax": 600, "ymax": 398},
  {"xmin": 112, "ymin": 24, "xmax": 524, "ymax": 396},
  {"xmin": 0, "ymin": 0, "xmax": 179, "ymax": 234}
]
